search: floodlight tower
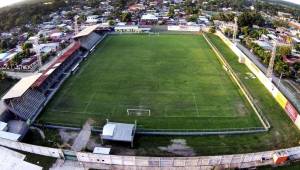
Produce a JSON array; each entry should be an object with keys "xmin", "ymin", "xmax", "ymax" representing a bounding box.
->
[
  {"xmin": 266, "ymin": 40, "xmax": 278, "ymax": 79},
  {"xmin": 35, "ymin": 38, "xmax": 42, "ymax": 69},
  {"xmin": 74, "ymin": 15, "xmax": 80, "ymax": 35},
  {"xmin": 233, "ymin": 16, "xmax": 238, "ymax": 43}
]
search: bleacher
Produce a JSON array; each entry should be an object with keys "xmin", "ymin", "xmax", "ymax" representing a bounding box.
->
[
  {"xmin": 78, "ymin": 32, "xmax": 102, "ymax": 51},
  {"xmin": 9, "ymin": 89, "xmax": 46, "ymax": 120},
  {"xmin": 2, "ymin": 25, "xmax": 106, "ymax": 123},
  {"xmin": 2, "ymin": 42, "xmax": 82, "ymax": 122}
]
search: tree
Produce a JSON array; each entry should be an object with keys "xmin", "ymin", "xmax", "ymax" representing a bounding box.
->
[
  {"xmin": 241, "ymin": 26, "xmax": 250, "ymax": 36},
  {"xmin": 277, "ymin": 46, "xmax": 292, "ymax": 56},
  {"xmin": 224, "ymin": 28, "xmax": 233, "ymax": 37},
  {"xmin": 0, "ymin": 71, "xmax": 6, "ymax": 80},
  {"xmin": 274, "ymin": 60, "xmax": 290, "ymax": 76},
  {"xmin": 120, "ymin": 12, "xmax": 132, "ymax": 22},
  {"xmin": 209, "ymin": 26, "xmax": 216, "ymax": 33},
  {"xmin": 272, "ymin": 19, "xmax": 289, "ymax": 28},
  {"xmin": 211, "ymin": 12, "xmax": 235, "ymax": 22},
  {"xmin": 238, "ymin": 12, "xmax": 265, "ymax": 28},
  {"xmin": 109, "ymin": 20, "xmax": 116, "ymax": 26},
  {"xmin": 249, "ymin": 30, "xmax": 260, "ymax": 39},
  {"xmin": 168, "ymin": 6, "xmax": 175, "ymax": 18},
  {"xmin": 22, "ymin": 43, "xmax": 33, "ymax": 51},
  {"xmin": 187, "ymin": 15, "xmax": 198, "ymax": 22},
  {"xmin": 295, "ymin": 44, "xmax": 300, "ymax": 51}
]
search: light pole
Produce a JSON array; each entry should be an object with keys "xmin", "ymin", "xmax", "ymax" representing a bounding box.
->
[
  {"xmin": 233, "ymin": 16, "xmax": 238, "ymax": 43},
  {"xmin": 278, "ymin": 72, "xmax": 283, "ymax": 89},
  {"xmin": 266, "ymin": 40, "xmax": 277, "ymax": 80}
]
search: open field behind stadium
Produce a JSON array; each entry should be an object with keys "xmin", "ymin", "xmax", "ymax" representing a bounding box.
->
[{"xmin": 38, "ymin": 34, "xmax": 262, "ymax": 130}]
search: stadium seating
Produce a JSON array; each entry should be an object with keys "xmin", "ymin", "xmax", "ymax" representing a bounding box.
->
[
  {"xmin": 79, "ymin": 32, "xmax": 102, "ymax": 50},
  {"xmin": 9, "ymin": 89, "xmax": 46, "ymax": 120},
  {"xmin": 3, "ymin": 29, "xmax": 105, "ymax": 122}
]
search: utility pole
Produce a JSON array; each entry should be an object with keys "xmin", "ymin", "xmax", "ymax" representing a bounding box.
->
[
  {"xmin": 233, "ymin": 16, "xmax": 238, "ymax": 43},
  {"xmin": 35, "ymin": 38, "xmax": 42, "ymax": 70},
  {"xmin": 266, "ymin": 40, "xmax": 277, "ymax": 79},
  {"xmin": 74, "ymin": 15, "xmax": 80, "ymax": 35}
]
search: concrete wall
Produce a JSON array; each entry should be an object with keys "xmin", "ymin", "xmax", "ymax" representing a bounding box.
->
[
  {"xmin": 2, "ymin": 135, "xmax": 300, "ymax": 169},
  {"xmin": 0, "ymin": 138, "xmax": 64, "ymax": 158},
  {"xmin": 215, "ymin": 31, "xmax": 300, "ymax": 130}
]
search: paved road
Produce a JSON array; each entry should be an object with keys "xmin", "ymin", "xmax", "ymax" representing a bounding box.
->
[{"xmin": 236, "ymin": 43, "xmax": 300, "ymax": 109}]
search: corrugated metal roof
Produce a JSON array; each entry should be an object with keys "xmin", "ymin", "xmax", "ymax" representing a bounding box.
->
[
  {"xmin": 0, "ymin": 147, "xmax": 42, "ymax": 170},
  {"xmin": 0, "ymin": 121, "xmax": 7, "ymax": 131},
  {"xmin": 2, "ymin": 74, "xmax": 42, "ymax": 100},
  {"xmin": 102, "ymin": 122, "xmax": 135, "ymax": 142},
  {"xmin": 93, "ymin": 147, "xmax": 111, "ymax": 154},
  {"xmin": 0, "ymin": 131, "xmax": 21, "ymax": 141},
  {"xmin": 73, "ymin": 24, "xmax": 100, "ymax": 38},
  {"xmin": 33, "ymin": 42, "xmax": 81, "ymax": 87}
]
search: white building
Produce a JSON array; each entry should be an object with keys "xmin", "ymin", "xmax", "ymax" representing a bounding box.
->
[
  {"xmin": 141, "ymin": 14, "xmax": 158, "ymax": 21},
  {"xmin": 115, "ymin": 26, "xmax": 140, "ymax": 32},
  {"xmin": 86, "ymin": 15, "xmax": 100, "ymax": 23}
]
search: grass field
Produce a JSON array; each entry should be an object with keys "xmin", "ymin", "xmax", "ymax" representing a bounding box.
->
[
  {"xmin": 38, "ymin": 34, "xmax": 262, "ymax": 130},
  {"xmin": 32, "ymin": 34, "xmax": 300, "ymax": 157},
  {"xmin": 130, "ymin": 34, "xmax": 300, "ymax": 156}
]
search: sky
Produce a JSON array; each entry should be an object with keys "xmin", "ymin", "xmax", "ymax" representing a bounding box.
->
[
  {"xmin": 0, "ymin": 0, "xmax": 24, "ymax": 8},
  {"xmin": 283, "ymin": 0, "xmax": 300, "ymax": 5},
  {"xmin": 0, "ymin": 0, "xmax": 299, "ymax": 8}
]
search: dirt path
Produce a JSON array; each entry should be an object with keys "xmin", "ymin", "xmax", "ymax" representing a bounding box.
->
[
  {"xmin": 158, "ymin": 139, "xmax": 195, "ymax": 156},
  {"xmin": 71, "ymin": 119, "xmax": 94, "ymax": 152}
]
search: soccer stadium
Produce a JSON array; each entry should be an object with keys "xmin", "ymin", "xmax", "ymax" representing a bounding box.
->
[
  {"xmin": 1, "ymin": 26, "xmax": 270, "ymax": 134},
  {"xmin": 2, "ymin": 25, "xmax": 300, "ymax": 169},
  {"xmin": 39, "ymin": 34, "xmax": 267, "ymax": 130}
]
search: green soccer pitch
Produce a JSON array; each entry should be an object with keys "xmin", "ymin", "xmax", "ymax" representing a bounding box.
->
[{"xmin": 38, "ymin": 34, "xmax": 263, "ymax": 130}]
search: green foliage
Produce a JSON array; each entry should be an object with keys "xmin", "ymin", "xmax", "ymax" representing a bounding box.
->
[
  {"xmin": 238, "ymin": 12, "xmax": 265, "ymax": 28},
  {"xmin": 242, "ymin": 39, "xmax": 291, "ymax": 76},
  {"xmin": 211, "ymin": 12, "xmax": 235, "ymax": 22},
  {"xmin": 187, "ymin": 15, "xmax": 198, "ymax": 22},
  {"xmin": 224, "ymin": 28, "xmax": 233, "ymax": 37},
  {"xmin": 108, "ymin": 20, "xmax": 116, "ymax": 26},
  {"xmin": 241, "ymin": 26, "xmax": 250, "ymax": 36},
  {"xmin": 120, "ymin": 12, "xmax": 132, "ymax": 22},
  {"xmin": 274, "ymin": 59, "xmax": 290, "ymax": 76},
  {"xmin": 209, "ymin": 26, "xmax": 216, "ymax": 33},
  {"xmin": 22, "ymin": 43, "xmax": 33, "ymax": 50},
  {"xmin": 277, "ymin": 46, "xmax": 292, "ymax": 56},
  {"xmin": 249, "ymin": 30, "xmax": 260, "ymax": 40},
  {"xmin": 183, "ymin": 0, "xmax": 199, "ymax": 15},
  {"xmin": 0, "ymin": 0, "xmax": 67, "ymax": 32},
  {"xmin": 272, "ymin": 19, "xmax": 289, "ymax": 28},
  {"xmin": 168, "ymin": 6, "xmax": 175, "ymax": 18},
  {"xmin": 12, "ymin": 53, "xmax": 25, "ymax": 65},
  {"xmin": 295, "ymin": 44, "xmax": 300, "ymax": 52},
  {"xmin": 0, "ymin": 37, "xmax": 18, "ymax": 51},
  {"xmin": 255, "ymin": 0, "xmax": 300, "ymax": 18},
  {"xmin": 0, "ymin": 71, "xmax": 6, "ymax": 80}
]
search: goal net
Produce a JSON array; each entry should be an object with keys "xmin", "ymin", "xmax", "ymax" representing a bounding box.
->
[{"xmin": 127, "ymin": 109, "xmax": 151, "ymax": 116}]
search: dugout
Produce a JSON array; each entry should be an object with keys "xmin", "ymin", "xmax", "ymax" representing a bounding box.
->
[{"xmin": 101, "ymin": 120, "xmax": 136, "ymax": 147}]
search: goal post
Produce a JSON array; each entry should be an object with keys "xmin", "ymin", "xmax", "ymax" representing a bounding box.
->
[{"xmin": 127, "ymin": 109, "xmax": 151, "ymax": 116}]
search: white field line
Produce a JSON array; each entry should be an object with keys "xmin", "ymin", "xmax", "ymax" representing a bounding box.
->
[
  {"xmin": 193, "ymin": 93, "xmax": 200, "ymax": 117},
  {"xmin": 50, "ymin": 109, "xmax": 240, "ymax": 118},
  {"xmin": 83, "ymin": 92, "xmax": 96, "ymax": 113},
  {"xmin": 203, "ymin": 34, "xmax": 270, "ymax": 130}
]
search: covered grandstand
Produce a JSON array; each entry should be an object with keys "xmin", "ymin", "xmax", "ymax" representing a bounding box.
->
[
  {"xmin": 2, "ymin": 42, "xmax": 82, "ymax": 122},
  {"xmin": 73, "ymin": 24, "xmax": 109, "ymax": 52},
  {"xmin": 1, "ymin": 24, "xmax": 107, "ymax": 125}
]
